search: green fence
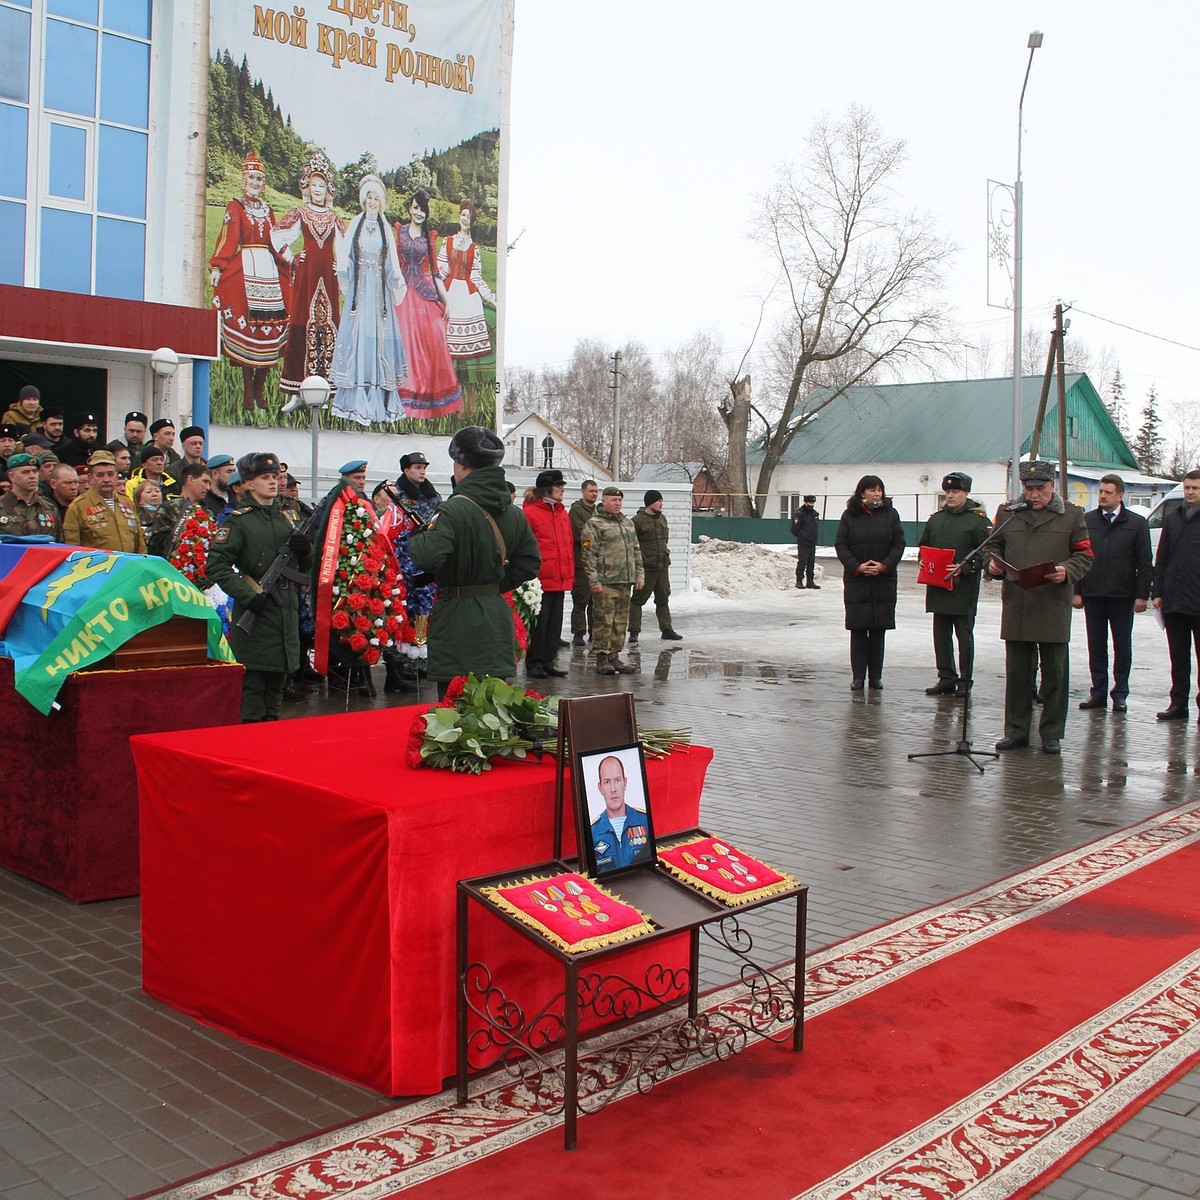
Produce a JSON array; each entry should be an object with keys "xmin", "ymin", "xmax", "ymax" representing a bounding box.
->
[{"xmin": 691, "ymin": 514, "xmax": 924, "ymax": 547}]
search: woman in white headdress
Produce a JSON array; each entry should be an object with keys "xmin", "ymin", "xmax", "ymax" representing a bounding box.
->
[{"xmin": 328, "ymin": 174, "xmax": 408, "ymax": 425}]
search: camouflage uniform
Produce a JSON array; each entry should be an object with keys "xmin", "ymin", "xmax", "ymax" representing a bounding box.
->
[
  {"xmin": 0, "ymin": 490, "xmax": 61, "ymax": 538},
  {"xmin": 582, "ymin": 508, "xmax": 642, "ymax": 665}
]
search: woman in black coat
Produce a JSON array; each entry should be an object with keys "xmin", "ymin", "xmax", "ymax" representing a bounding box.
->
[{"xmin": 834, "ymin": 475, "xmax": 906, "ymax": 689}]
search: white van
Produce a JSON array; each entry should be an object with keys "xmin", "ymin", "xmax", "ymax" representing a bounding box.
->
[{"xmin": 1146, "ymin": 484, "xmax": 1184, "ymax": 559}]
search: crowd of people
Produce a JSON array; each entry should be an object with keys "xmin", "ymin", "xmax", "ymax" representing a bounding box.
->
[{"xmin": 814, "ymin": 461, "xmax": 1191, "ymax": 757}]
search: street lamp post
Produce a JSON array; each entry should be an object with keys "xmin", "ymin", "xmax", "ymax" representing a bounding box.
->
[
  {"xmin": 297, "ymin": 375, "xmax": 332, "ymax": 502},
  {"xmin": 1010, "ymin": 30, "xmax": 1044, "ymax": 498},
  {"xmin": 149, "ymin": 347, "xmax": 179, "ymax": 423}
]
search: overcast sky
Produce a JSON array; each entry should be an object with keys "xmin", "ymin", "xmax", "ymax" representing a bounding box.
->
[{"xmin": 504, "ymin": 0, "xmax": 1200, "ymax": 421}]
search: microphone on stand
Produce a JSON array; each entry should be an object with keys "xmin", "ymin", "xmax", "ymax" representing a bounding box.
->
[{"xmin": 1003, "ymin": 499, "xmax": 1032, "ymax": 513}]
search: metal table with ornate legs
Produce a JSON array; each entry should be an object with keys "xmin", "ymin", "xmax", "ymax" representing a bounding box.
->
[{"xmin": 456, "ymin": 831, "xmax": 807, "ymax": 1149}]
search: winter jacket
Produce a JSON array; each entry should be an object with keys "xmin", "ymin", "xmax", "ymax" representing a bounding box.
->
[
  {"xmin": 408, "ymin": 466, "xmax": 541, "ymax": 681},
  {"xmin": 790, "ymin": 505, "xmax": 819, "ymax": 546},
  {"xmin": 1152, "ymin": 504, "xmax": 1200, "ymax": 616},
  {"xmin": 632, "ymin": 508, "xmax": 671, "ymax": 571},
  {"xmin": 990, "ymin": 498, "xmax": 1092, "ymax": 642},
  {"xmin": 917, "ymin": 499, "xmax": 991, "ymax": 616},
  {"xmin": 1075, "ymin": 506, "xmax": 1152, "ymax": 600},
  {"xmin": 1, "ymin": 403, "xmax": 42, "ymax": 432},
  {"xmin": 834, "ymin": 500, "xmax": 906, "ymax": 630},
  {"xmin": 523, "ymin": 494, "xmax": 574, "ymax": 592},
  {"xmin": 582, "ymin": 509, "xmax": 643, "ymax": 588}
]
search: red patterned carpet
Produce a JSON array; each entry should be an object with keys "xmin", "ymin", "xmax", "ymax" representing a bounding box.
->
[{"xmin": 146, "ymin": 800, "xmax": 1200, "ymax": 1200}]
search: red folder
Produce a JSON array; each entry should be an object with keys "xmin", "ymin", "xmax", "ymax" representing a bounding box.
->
[{"xmin": 917, "ymin": 545, "xmax": 957, "ymax": 590}]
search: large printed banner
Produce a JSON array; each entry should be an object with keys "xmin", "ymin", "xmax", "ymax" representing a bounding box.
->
[
  {"xmin": 207, "ymin": 0, "xmax": 504, "ymax": 434},
  {"xmin": 0, "ymin": 542, "xmax": 234, "ymax": 714}
]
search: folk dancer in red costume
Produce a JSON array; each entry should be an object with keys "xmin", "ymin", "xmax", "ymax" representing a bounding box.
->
[
  {"xmin": 209, "ymin": 151, "xmax": 291, "ymax": 412},
  {"xmin": 273, "ymin": 152, "xmax": 346, "ymax": 398}
]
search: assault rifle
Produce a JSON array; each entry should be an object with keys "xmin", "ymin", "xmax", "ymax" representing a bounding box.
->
[{"xmin": 236, "ymin": 494, "xmax": 331, "ymax": 635}]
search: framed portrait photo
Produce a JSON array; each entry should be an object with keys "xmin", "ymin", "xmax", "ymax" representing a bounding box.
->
[{"xmin": 574, "ymin": 742, "xmax": 656, "ymax": 879}]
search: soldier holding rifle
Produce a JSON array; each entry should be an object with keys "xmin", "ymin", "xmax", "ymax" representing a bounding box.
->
[{"xmin": 207, "ymin": 451, "xmax": 314, "ymax": 723}]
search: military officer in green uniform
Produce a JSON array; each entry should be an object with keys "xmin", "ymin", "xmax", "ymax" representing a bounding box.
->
[
  {"xmin": 629, "ymin": 489, "xmax": 682, "ymax": 644},
  {"xmin": 207, "ymin": 452, "xmax": 313, "ymax": 722},
  {"xmin": 917, "ymin": 471, "xmax": 991, "ymax": 697},
  {"xmin": 408, "ymin": 426, "xmax": 540, "ymax": 697},
  {"xmin": 0, "ymin": 452, "xmax": 61, "ymax": 538},
  {"xmin": 582, "ymin": 486, "xmax": 643, "ymax": 676},
  {"xmin": 988, "ymin": 460, "xmax": 1093, "ymax": 755}
]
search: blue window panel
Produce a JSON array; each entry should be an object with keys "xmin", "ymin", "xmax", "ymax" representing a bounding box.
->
[
  {"xmin": 44, "ymin": 21, "xmax": 97, "ymax": 117},
  {"xmin": 0, "ymin": 200, "xmax": 25, "ymax": 285},
  {"xmin": 100, "ymin": 34, "xmax": 149, "ymax": 127},
  {"xmin": 102, "ymin": 0, "xmax": 150, "ymax": 38},
  {"xmin": 0, "ymin": 6, "xmax": 31, "ymax": 103},
  {"xmin": 47, "ymin": 0, "xmax": 98, "ymax": 22},
  {"xmin": 49, "ymin": 122, "xmax": 88, "ymax": 200},
  {"xmin": 97, "ymin": 125, "xmax": 145, "ymax": 218},
  {"xmin": 95, "ymin": 216, "xmax": 143, "ymax": 300},
  {"xmin": 0, "ymin": 104, "xmax": 28, "ymax": 197},
  {"xmin": 39, "ymin": 207, "xmax": 92, "ymax": 293}
]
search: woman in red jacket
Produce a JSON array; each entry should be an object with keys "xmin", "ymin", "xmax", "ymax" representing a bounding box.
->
[{"xmin": 523, "ymin": 469, "xmax": 575, "ymax": 677}]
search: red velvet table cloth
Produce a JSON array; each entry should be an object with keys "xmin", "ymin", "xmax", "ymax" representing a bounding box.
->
[
  {"xmin": 132, "ymin": 707, "xmax": 710, "ymax": 1096},
  {"xmin": 0, "ymin": 658, "xmax": 243, "ymax": 902}
]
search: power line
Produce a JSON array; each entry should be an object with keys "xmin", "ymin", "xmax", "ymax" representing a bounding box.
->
[{"xmin": 1071, "ymin": 308, "xmax": 1200, "ymax": 355}]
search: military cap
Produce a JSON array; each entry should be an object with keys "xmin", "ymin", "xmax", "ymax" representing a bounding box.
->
[
  {"xmin": 140, "ymin": 444, "xmax": 166, "ymax": 463},
  {"xmin": 34, "ymin": 449, "xmax": 59, "ymax": 464},
  {"xmin": 803, "ymin": 494, "xmax": 817, "ymax": 503},
  {"xmin": 149, "ymin": 418, "xmax": 175, "ymax": 434},
  {"xmin": 0, "ymin": 423, "xmax": 21, "ymax": 439},
  {"xmin": 339, "ymin": 459, "xmax": 368, "ymax": 475},
  {"xmin": 536, "ymin": 469, "xmax": 566, "ymax": 489},
  {"xmin": 228, "ymin": 469, "xmax": 241, "ymax": 486},
  {"xmin": 643, "ymin": 489, "xmax": 663, "ymax": 507},
  {"xmin": 207, "ymin": 453, "xmax": 234, "ymax": 470},
  {"xmin": 42, "ymin": 407, "xmax": 65, "ymax": 421},
  {"xmin": 87, "ymin": 450, "xmax": 117, "ymax": 467},
  {"xmin": 179, "ymin": 425, "xmax": 204, "ymax": 442},
  {"xmin": 602, "ymin": 485, "xmax": 624, "ymax": 498},
  {"xmin": 237, "ymin": 452, "xmax": 280, "ymax": 479},
  {"xmin": 400, "ymin": 451, "xmax": 430, "ymax": 470},
  {"xmin": 5, "ymin": 452, "xmax": 37, "ymax": 470},
  {"xmin": 73, "ymin": 412, "xmax": 100, "ymax": 430},
  {"xmin": 942, "ymin": 471, "xmax": 973, "ymax": 492},
  {"xmin": 124, "ymin": 411, "xmax": 149, "ymax": 425},
  {"xmin": 447, "ymin": 425, "xmax": 504, "ymax": 469},
  {"xmin": 1019, "ymin": 460, "xmax": 1055, "ymax": 485}
]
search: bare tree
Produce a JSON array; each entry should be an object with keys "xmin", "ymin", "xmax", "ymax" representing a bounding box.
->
[
  {"xmin": 736, "ymin": 106, "xmax": 956, "ymax": 516},
  {"xmin": 1163, "ymin": 396, "xmax": 1200, "ymax": 479},
  {"xmin": 661, "ymin": 332, "xmax": 730, "ymax": 491}
]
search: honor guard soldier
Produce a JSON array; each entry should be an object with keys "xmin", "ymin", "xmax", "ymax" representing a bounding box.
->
[
  {"xmin": 62, "ymin": 450, "xmax": 146, "ymax": 552},
  {"xmin": 207, "ymin": 452, "xmax": 314, "ymax": 722},
  {"xmin": 0, "ymin": 452, "xmax": 61, "ymax": 538}
]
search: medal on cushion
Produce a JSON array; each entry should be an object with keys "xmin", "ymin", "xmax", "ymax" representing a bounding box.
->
[
  {"xmin": 531, "ymin": 888, "xmax": 558, "ymax": 913},
  {"xmin": 712, "ymin": 842, "xmax": 731, "ymax": 856},
  {"xmin": 580, "ymin": 896, "xmax": 608, "ymax": 923}
]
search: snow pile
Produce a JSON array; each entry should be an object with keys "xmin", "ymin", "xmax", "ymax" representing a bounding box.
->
[{"xmin": 689, "ymin": 536, "xmax": 815, "ymax": 597}]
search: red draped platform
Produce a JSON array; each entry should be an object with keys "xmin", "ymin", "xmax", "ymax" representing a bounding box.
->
[
  {"xmin": 0, "ymin": 658, "xmax": 243, "ymax": 902},
  {"xmin": 132, "ymin": 707, "xmax": 711, "ymax": 1097}
]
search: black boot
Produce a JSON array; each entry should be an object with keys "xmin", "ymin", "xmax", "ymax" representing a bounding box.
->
[{"xmin": 384, "ymin": 659, "xmax": 415, "ymax": 694}]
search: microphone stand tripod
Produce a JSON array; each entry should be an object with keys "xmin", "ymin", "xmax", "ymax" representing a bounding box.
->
[{"xmin": 907, "ymin": 507, "xmax": 1027, "ymax": 774}]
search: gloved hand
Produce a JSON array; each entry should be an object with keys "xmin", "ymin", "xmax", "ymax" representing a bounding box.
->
[
  {"xmin": 246, "ymin": 592, "xmax": 272, "ymax": 615},
  {"xmin": 288, "ymin": 531, "xmax": 312, "ymax": 555}
]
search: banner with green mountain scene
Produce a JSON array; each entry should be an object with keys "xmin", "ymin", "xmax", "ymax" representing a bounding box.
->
[{"xmin": 206, "ymin": 0, "xmax": 504, "ymax": 435}]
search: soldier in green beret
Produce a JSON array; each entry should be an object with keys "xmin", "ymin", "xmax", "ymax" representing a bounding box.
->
[{"xmin": 0, "ymin": 452, "xmax": 61, "ymax": 538}]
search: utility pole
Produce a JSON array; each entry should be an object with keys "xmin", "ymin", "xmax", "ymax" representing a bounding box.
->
[{"xmin": 609, "ymin": 350, "xmax": 622, "ymax": 479}]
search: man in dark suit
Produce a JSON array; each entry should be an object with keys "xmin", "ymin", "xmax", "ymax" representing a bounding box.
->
[
  {"xmin": 1152, "ymin": 469, "xmax": 1200, "ymax": 721},
  {"xmin": 1073, "ymin": 474, "xmax": 1152, "ymax": 713}
]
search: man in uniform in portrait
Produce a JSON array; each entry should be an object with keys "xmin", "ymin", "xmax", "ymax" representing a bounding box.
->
[{"xmin": 589, "ymin": 754, "xmax": 652, "ymax": 871}]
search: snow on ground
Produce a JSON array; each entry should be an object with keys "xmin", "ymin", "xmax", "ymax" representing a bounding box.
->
[{"xmin": 687, "ymin": 536, "xmax": 803, "ymax": 597}]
